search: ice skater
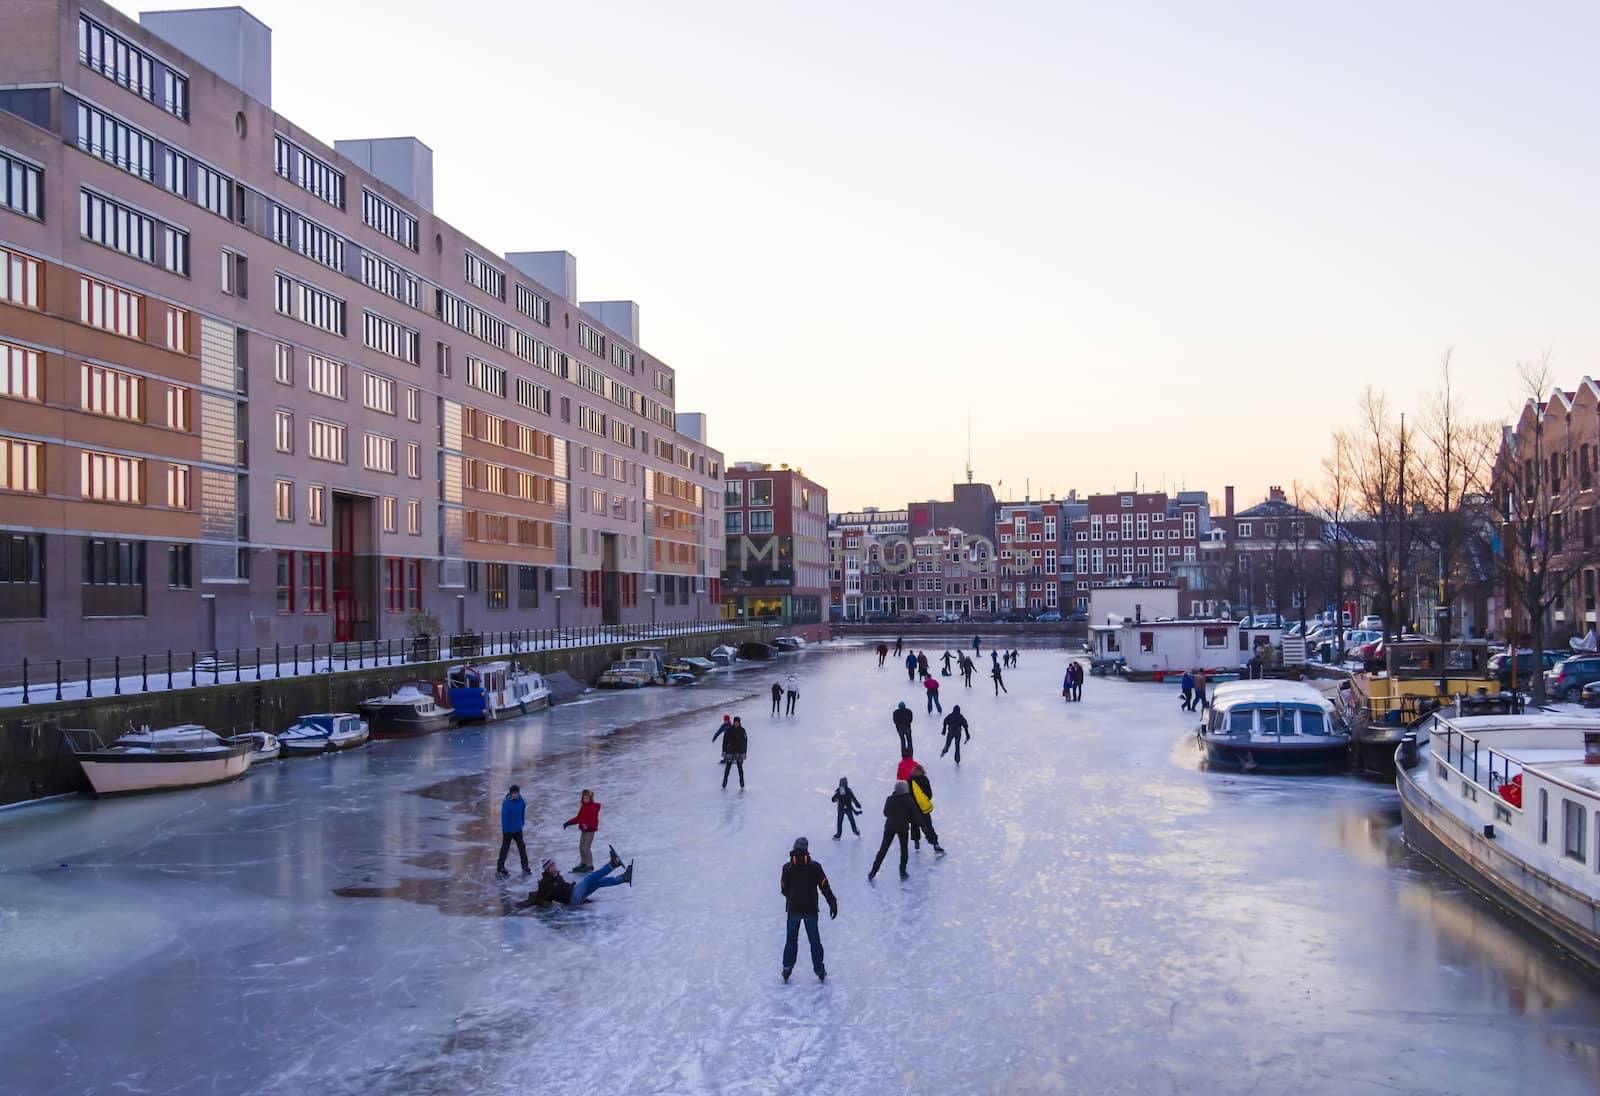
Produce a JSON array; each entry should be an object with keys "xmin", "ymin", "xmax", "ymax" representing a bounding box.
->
[
  {"xmin": 959, "ymin": 654, "xmax": 975, "ymax": 689},
  {"xmin": 562, "ymin": 788, "xmax": 601, "ymax": 873},
  {"xmin": 496, "ymin": 784, "xmax": 531, "ymax": 877},
  {"xmin": 831, "ymin": 777, "xmax": 861, "ymax": 838},
  {"xmin": 892, "ymin": 701, "xmax": 914, "ymax": 754},
  {"xmin": 894, "ymin": 636, "xmax": 904, "ymax": 657},
  {"xmin": 907, "ymin": 763, "xmax": 944, "ymax": 854},
  {"xmin": 940, "ymin": 650, "xmax": 954, "ymax": 676},
  {"xmin": 1063, "ymin": 665, "xmax": 1073, "ymax": 702},
  {"xmin": 991, "ymin": 662, "xmax": 1007, "ymax": 695},
  {"xmin": 520, "ymin": 846, "xmax": 632, "ymax": 908},
  {"xmin": 1072, "ymin": 662, "xmax": 1083, "ymax": 702},
  {"xmin": 869, "ymin": 780, "xmax": 916, "ymax": 881},
  {"xmin": 940, "ymin": 706, "xmax": 970, "ymax": 763},
  {"xmin": 780, "ymin": 837, "xmax": 837, "ymax": 982},
  {"xmin": 877, "ymin": 642, "xmax": 889, "ymax": 666},
  {"xmin": 905, "ymin": 652, "xmax": 919, "ymax": 682},
  {"xmin": 973, "ymin": 635, "xmax": 981, "ymax": 656},
  {"xmin": 713, "ymin": 714, "xmax": 747, "ymax": 788},
  {"xmin": 916, "ymin": 651, "xmax": 930, "ymax": 679},
  {"xmin": 923, "ymin": 674, "xmax": 942, "ymax": 714},
  {"xmin": 896, "ymin": 749, "xmax": 918, "ymax": 783},
  {"xmin": 771, "ymin": 681, "xmax": 784, "ymax": 715},
  {"xmin": 1194, "ymin": 670, "xmax": 1208, "ymax": 712},
  {"xmin": 785, "ymin": 673, "xmax": 799, "ymax": 715}
]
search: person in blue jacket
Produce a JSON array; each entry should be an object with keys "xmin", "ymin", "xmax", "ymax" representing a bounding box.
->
[
  {"xmin": 496, "ymin": 784, "xmax": 530, "ymax": 876},
  {"xmin": 904, "ymin": 651, "xmax": 919, "ymax": 682}
]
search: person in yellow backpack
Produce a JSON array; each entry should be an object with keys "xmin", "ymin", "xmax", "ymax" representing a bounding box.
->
[{"xmin": 907, "ymin": 763, "xmax": 944, "ymax": 854}]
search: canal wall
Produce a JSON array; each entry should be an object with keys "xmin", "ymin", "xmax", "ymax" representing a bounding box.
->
[{"xmin": 0, "ymin": 625, "xmax": 773, "ymax": 808}]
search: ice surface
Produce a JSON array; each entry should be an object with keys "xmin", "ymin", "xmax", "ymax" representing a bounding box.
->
[{"xmin": 3, "ymin": 643, "xmax": 1600, "ymax": 1095}]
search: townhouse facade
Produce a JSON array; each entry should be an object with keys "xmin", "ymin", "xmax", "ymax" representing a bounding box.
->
[
  {"xmin": 1074, "ymin": 490, "xmax": 1209, "ymax": 605},
  {"xmin": 994, "ymin": 497, "xmax": 1083, "ymax": 615},
  {"xmin": 720, "ymin": 463, "xmax": 828, "ymax": 631},
  {"xmin": 828, "ymin": 506, "xmax": 907, "ymax": 620},
  {"xmin": 0, "ymin": 0, "xmax": 723, "ymax": 660}
]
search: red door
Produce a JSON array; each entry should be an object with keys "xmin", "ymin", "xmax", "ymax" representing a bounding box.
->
[{"xmin": 333, "ymin": 498, "xmax": 355, "ymax": 642}]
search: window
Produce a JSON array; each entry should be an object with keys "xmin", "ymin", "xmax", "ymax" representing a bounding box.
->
[
  {"xmin": 381, "ymin": 495, "xmax": 397, "ymax": 533},
  {"xmin": 749, "ymin": 510, "xmax": 775, "ymax": 534},
  {"xmin": 362, "ymin": 188, "xmax": 417, "ymax": 250},
  {"xmin": 361, "ymin": 251, "xmax": 419, "ymax": 308},
  {"xmin": 405, "ymin": 386, "xmax": 420, "ymax": 422},
  {"xmin": 1, "ymin": 148, "xmax": 43, "ymax": 219},
  {"xmin": 1237, "ymin": 522, "xmax": 1252, "ymax": 539},
  {"xmin": 167, "ymin": 544, "xmax": 192, "ymax": 588},
  {"xmin": 162, "ymin": 306, "xmax": 190, "ymax": 352},
  {"xmin": 274, "ymin": 409, "xmax": 295, "ymax": 452},
  {"xmin": 363, "ymin": 372, "xmax": 396, "ymax": 414},
  {"xmin": 516, "ymin": 376, "xmax": 551, "ymax": 414},
  {"xmin": 308, "ymin": 418, "xmax": 346, "ymax": 463},
  {"xmin": 275, "ymin": 478, "xmax": 293, "ymax": 521},
  {"xmin": 305, "ymin": 354, "xmax": 346, "ymax": 400},
  {"xmin": 515, "ymin": 284, "xmax": 551, "ymax": 325},
  {"xmin": 1, "ymin": 342, "xmax": 40, "ymax": 401},
  {"xmin": 80, "ymin": 189, "xmax": 154, "ymax": 263},
  {"xmin": 0, "ymin": 437, "xmax": 41, "ymax": 493},
  {"xmin": 274, "ymin": 342, "xmax": 293, "ymax": 385},
  {"xmin": 78, "ymin": 15, "xmax": 155, "ymax": 100},
  {"xmin": 302, "ymin": 552, "xmax": 327, "ymax": 613},
  {"xmin": 219, "ymin": 248, "xmax": 238, "ymax": 296},
  {"xmin": 275, "ymin": 551, "xmax": 295, "ymax": 612},
  {"xmin": 577, "ymin": 405, "xmax": 606, "ymax": 436},
  {"xmin": 725, "ymin": 511, "xmax": 744, "ymax": 534},
  {"xmin": 749, "ymin": 479, "xmax": 774, "ymax": 506},
  {"xmin": 164, "ymin": 385, "xmax": 190, "ymax": 431},
  {"xmin": 274, "ymin": 135, "xmax": 344, "ymax": 208},
  {"xmin": 407, "ymin": 499, "xmax": 420, "ymax": 535},
  {"xmin": 81, "ymin": 364, "xmax": 143, "ymax": 421},
  {"xmin": 438, "ymin": 291, "xmax": 508, "ymax": 349},
  {"xmin": 81, "ymin": 538, "xmax": 145, "ymax": 617},
  {"xmin": 465, "ymin": 252, "xmax": 506, "ymax": 299},
  {"xmin": 307, "ymin": 484, "xmax": 325, "ymax": 525},
  {"xmin": 465, "ymin": 356, "xmax": 507, "ymax": 397},
  {"xmin": 81, "ymin": 449, "xmax": 144, "ymax": 502},
  {"xmin": 274, "ymin": 273, "xmax": 345, "ymax": 336},
  {"xmin": 162, "ymin": 68, "xmax": 188, "ymax": 121},
  {"xmin": 406, "ymin": 442, "xmax": 421, "ymax": 479},
  {"xmin": 1, "ymin": 246, "xmax": 41, "ymax": 309},
  {"xmin": 1564, "ymin": 800, "xmax": 1588, "ymax": 864},
  {"xmin": 363, "ymin": 311, "xmax": 418, "ymax": 364},
  {"xmin": 364, "ymin": 432, "xmax": 396, "ymax": 473},
  {"xmin": 75, "ymin": 102, "xmax": 154, "ymax": 181},
  {"xmin": 611, "ymin": 344, "xmax": 636, "ymax": 373}
]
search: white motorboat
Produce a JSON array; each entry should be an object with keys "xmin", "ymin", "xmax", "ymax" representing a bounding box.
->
[
  {"xmin": 62, "ymin": 724, "xmax": 253, "ymax": 796},
  {"xmin": 1197, "ymin": 680, "xmax": 1352, "ymax": 773},
  {"xmin": 358, "ymin": 681, "xmax": 454, "ymax": 738},
  {"xmin": 773, "ymin": 635, "xmax": 807, "ymax": 652},
  {"xmin": 597, "ymin": 658, "xmax": 660, "ymax": 688},
  {"xmin": 239, "ymin": 731, "xmax": 281, "ymax": 763},
  {"xmin": 1398, "ymin": 713, "xmax": 1600, "ymax": 971},
  {"xmin": 446, "ymin": 661, "xmax": 551, "ymax": 720},
  {"xmin": 277, "ymin": 713, "xmax": 370, "ymax": 755},
  {"xmin": 708, "ymin": 645, "xmax": 738, "ymax": 666}
]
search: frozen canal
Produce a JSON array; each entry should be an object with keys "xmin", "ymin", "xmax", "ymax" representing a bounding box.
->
[{"xmin": 3, "ymin": 643, "xmax": 1600, "ymax": 1095}]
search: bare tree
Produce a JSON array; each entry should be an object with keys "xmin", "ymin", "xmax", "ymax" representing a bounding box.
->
[
  {"xmin": 1316, "ymin": 433, "xmax": 1359, "ymax": 656},
  {"xmin": 1335, "ymin": 388, "xmax": 1418, "ymax": 643}
]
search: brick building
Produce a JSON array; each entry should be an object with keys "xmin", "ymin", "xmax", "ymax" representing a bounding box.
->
[
  {"xmin": 828, "ymin": 506, "xmax": 907, "ymax": 620},
  {"xmin": 0, "ymin": 1, "xmax": 724, "ymax": 660},
  {"xmin": 994, "ymin": 497, "xmax": 1083, "ymax": 615},
  {"xmin": 1075, "ymin": 490, "xmax": 1209, "ymax": 605},
  {"xmin": 720, "ymin": 463, "xmax": 829, "ymax": 634}
]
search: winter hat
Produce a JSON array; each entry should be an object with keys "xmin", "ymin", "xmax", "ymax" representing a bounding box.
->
[
  {"xmin": 509, "ymin": 784, "xmax": 520, "ymax": 794},
  {"xmin": 951, "ymin": 705, "xmax": 961, "ymax": 714},
  {"xmin": 839, "ymin": 777, "xmax": 849, "ymax": 786},
  {"xmin": 894, "ymin": 780, "xmax": 910, "ymax": 794},
  {"xmin": 541, "ymin": 859, "xmax": 557, "ymax": 872},
  {"xmin": 897, "ymin": 701, "xmax": 906, "ymax": 709},
  {"xmin": 792, "ymin": 837, "xmax": 809, "ymax": 854}
]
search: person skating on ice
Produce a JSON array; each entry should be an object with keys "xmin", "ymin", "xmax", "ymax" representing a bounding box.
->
[
  {"xmin": 562, "ymin": 789, "xmax": 602, "ymax": 873},
  {"xmin": 771, "ymin": 681, "xmax": 783, "ymax": 715},
  {"xmin": 916, "ymin": 651, "xmax": 930, "ymax": 679},
  {"xmin": 1072, "ymin": 662, "xmax": 1083, "ymax": 702},
  {"xmin": 519, "ymin": 846, "xmax": 632, "ymax": 908},
  {"xmin": 991, "ymin": 661, "xmax": 1007, "ymax": 695},
  {"xmin": 869, "ymin": 780, "xmax": 916, "ymax": 881},
  {"xmin": 923, "ymin": 673, "xmax": 943, "ymax": 714},
  {"xmin": 941, "ymin": 650, "xmax": 954, "ymax": 676},
  {"xmin": 940, "ymin": 706, "xmax": 970, "ymax": 763},
  {"xmin": 973, "ymin": 635, "xmax": 981, "ymax": 656},
  {"xmin": 894, "ymin": 636, "xmax": 904, "ymax": 657},
  {"xmin": 1179, "ymin": 670, "xmax": 1195, "ymax": 712},
  {"xmin": 904, "ymin": 652, "xmax": 918, "ymax": 682},
  {"xmin": 877, "ymin": 642, "xmax": 889, "ymax": 666},
  {"xmin": 785, "ymin": 674, "xmax": 799, "ymax": 715},
  {"xmin": 907, "ymin": 763, "xmax": 944, "ymax": 854},
  {"xmin": 959, "ymin": 654, "xmax": 975, "ymax": 689},
  {"xmin": 780, "ymin": 837, "xmax": 838, "ymax": 982},
  {"xmin": 713, "ymin": 714, "xmax": 748, "ymax": 788},
  {"xmin": 496, "ymin": 784, "xmax": 531, "ymax": 877},
  {"xmin": 831, "ymin": 777, "xmax": 862, "ymax": 838},
  {"xmin": 892, "ymin": 701, "xmax": 914, "ymax": 754},
  {"xmin": 896, "ymin": 748, "xmax": 918, "ymax": 783},
  {"xmin": 1063, "ymin": 666, "xmax": 1073, "ymax": 702}
]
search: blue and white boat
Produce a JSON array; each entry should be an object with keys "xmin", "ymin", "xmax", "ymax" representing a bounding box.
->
[
  {"xmin": 1198, "ymin": 680, "xmax": 1351, "ymax": 773},
  {"xmin": 277, "ymin": 713, "xmax": 370, "ymax": 755},
  {"xmin": 447, "ymin": 661, "xmax": 551, "ymax": 719}
]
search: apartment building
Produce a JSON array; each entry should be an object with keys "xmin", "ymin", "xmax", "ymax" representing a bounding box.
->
[
  {"xmin": 1076, "ymin": 490, "xmax": 1209, "ymax": 602},
  {"xmin": 827, "ymin": 507, "xmax": 908, "ymax": 620},
  {"xmin": 994, "ymin": 497, "xmax": 1083, "ymax": 615},
  {"xmin": 720, "ymin": 463, "xmax": 828, "ymax": 633},
  {"xmin": 0, "ymin": 1, "xmax": 723, "ymax": 659}
]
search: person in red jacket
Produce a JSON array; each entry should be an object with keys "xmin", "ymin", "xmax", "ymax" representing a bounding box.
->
[
  {"xmin": 563, "ymin": 789, "xmax": 602, "ymax": 873},
  {"xmin": 895, "ymin": 749, "xmax": 918, "ymax": 783}
]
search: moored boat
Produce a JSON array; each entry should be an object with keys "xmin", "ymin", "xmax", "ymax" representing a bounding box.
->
[
  {"xmin": 278, "ymin": 713, "xmax": 370, "ymax": 755},
  {"xmin": 737, "ymin": 641, "xmax": 779, "ymax": 662},
  {"xmin": 357, "ymin": 681, "xmax": 454, "ymax": 738},
  {"xmin": 773, "ymin": 635, "xmax": 807, "ymax": 652},
  {"xmin": 597, "ymin": 657, "xmax": 659, "ymax": 688},
  {"xmin": 239, "ymin": 731, "xmax": 281, "ymax": 763},
  {"xmin": 1198, "ymin": 680, "xmax": 1351, "ymax": 773},
  {"xmin": 678, "ymin": 656, "xmax": 716, "ymax": 675},
  {"xmin": 1397, "ymin": 713, "xmax": 1600, "ymax": 971},
  {"xmin": 708, "ymin": 645, "xmax": 738, "ymax": 666},
  {"xmin": 446, "ymin": 661, "xmax": 552, "ymax": 720},
  {"xmin": 62, "ymin": 723, "xmax": 253, "ymax": 796}
]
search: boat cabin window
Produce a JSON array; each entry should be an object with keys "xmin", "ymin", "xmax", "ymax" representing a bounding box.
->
[
  {"xmin": 1563, "ymin": 800, "xmax": 1588, "ymax": 865},
  {"xmin": 1300, "ymin": 710, "xmax": 1327, "ymax": 736},
  {"xmin": 1258, "ymin": 708, "xmax": 1282, "ymax": 736},
  {"xmin": 1539, "ymin": 789, "xmax": 1549, "ymax": 844},
  {"xmin": 1228, "ymin": 709, "xmax": 1253, "ymax": 735},
  {"xmin": 1203, "ymin": 627, "xmax": 1227, "ymax": 648}
]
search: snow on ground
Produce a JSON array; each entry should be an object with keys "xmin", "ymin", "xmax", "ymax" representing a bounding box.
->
[{"xmin": 2, "ymin": 644, "xmax": 1599, "ymax": 1095}]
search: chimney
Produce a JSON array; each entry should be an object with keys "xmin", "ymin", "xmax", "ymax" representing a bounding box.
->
[
  {"xmin": 1225, "ymin": 485, "xmax": 1235, "ymax": 517},
  {"xmin": 1269, "ymin": 484, "xmax": 1286, "ymax": 502}
]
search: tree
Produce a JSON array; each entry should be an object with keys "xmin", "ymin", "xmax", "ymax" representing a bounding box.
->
[
  {"xmin": 1334, "ymin": 388, "xmax": 1418, "ymax": 644},
  {"xmin": 1316, "ymin": 433, "xmax": 1359, "ymax": 657}
]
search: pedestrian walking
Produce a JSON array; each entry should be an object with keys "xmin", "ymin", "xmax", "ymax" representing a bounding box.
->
[
  {"xmin": 831, "ymin": 778, "xmax": 862, "ymax": 838},
  {"xmin": 785, "ymin": 673, "xmax": 800, "ymax": 716},
  {"xmin": 923, "ymin": 674, "xmax": 943, "ymax": 714},
  {"xmin": 1179, "ymin": 670, "xmax": 1195, "ymax": 712},
  {"xmin": 905, "ymin": 652, "xmax": 919, "ymax": 682},
  {"xmin": 892, "ymin": 701, "xmax": 914, "ymax": 754},
  {"xmin": 562, "ymin": 788, "xmax": 602, "ymax": 873},
  {"xmin": 771, "ymin": 681, "xmax": 783, "ymax": 715},
  {"xmin": 1194, "ymin": 670, "xmax": 1209, "ymax": 713},
  {"xmin": 877, "ymin": 642, "xmax": 889, "ymax": 666},
  {"xmin": 868, "ymin": 780, "xmax": 916, "ymax": 881},
  {"xmin": 991, "ymin": 663, "xmax": 1007, "ymax": 695},
  {"xmin": 780, "ymin": 837, "xmax": 838, "ymax": 982},
  {"xmin": 940, "ymin": 705, "xmax": 970, "ymax": 763},
  {"xmin": 908, "ymin": 763, "xmax": 945, "ymax": 854},
  {"xmin": 495, "ymin": 784, "xmax": 531, "ymax": 877},
  {"xmin": 713, "ymin": 714, "xmax": 748, "ymax": 788}
]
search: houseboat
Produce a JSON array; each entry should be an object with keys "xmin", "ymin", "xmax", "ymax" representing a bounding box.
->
[
  {"xmin": 1198, "ymin": 680, "xmax": 1351, "ymax": 773},
  {"xmin": 446, "ymin": 661, "xmax": 552, "ymax": 720},
  {"xmin": 277, "ymin": 713, "xmax": 370, "ymax": 755},
  {"xmin": 61, "ymin": 724, "xmax": 253, "ymax": 796},
  {"xmin": 357, "ymin": 681, "xmax": 454, "ymax": 738},
  {"xmin": 1347, "ymin": 639, "xmax": 1498, "ymax": 775},
  {"xmin": 1397, "ymin": 713, "xmax": 1600, "ymax": 971},
  {"xmin": 1094, "ymin": 619, "xmax": 1282, "ymax": 681},
  {"xmin": 596, "ymin": 658, "xmax": 660, "ymax": 688}
]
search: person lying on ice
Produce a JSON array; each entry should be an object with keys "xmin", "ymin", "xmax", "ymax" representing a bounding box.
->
[{"xmin": 518, "ymin": 846, "xmax": 633, "ymax": 908}]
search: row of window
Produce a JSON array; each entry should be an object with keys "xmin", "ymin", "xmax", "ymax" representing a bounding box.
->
[
  {"xmin": 0, "ymin": 149, "xmax": 41, "ymax": 220},
  {"xmin": 79, "ymin": 14, "xmax": 189, "ymax": 121},
  {"xmin": 274, "ymin": 134, "xmax": 345, "ymax": 209},
  {"xmin": 363, "ymin": 310, "xmax": 419, "ymax": 365},
  {"xmin": 80, "ymin": 188, "xmax": 190, "ymax": 276},
  {"xmin": 0, "ymin": 435, "xmax": 194, "ymax": 509},
  {"xmin": 274, "ymin": 271, "xmax": 345, "ymax": 336}
]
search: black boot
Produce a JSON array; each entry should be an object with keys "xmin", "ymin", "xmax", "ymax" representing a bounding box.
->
[
  {"xmin": 621, "ymin": 861, "xmax": 633, "ymax": 886},
  {"xmin": 609, "ymin": 845, "xmax": 623, "ymax": 869},
  {"xmin": 782, "ymin": 967, "xmax": 792, "ymax": 982}
]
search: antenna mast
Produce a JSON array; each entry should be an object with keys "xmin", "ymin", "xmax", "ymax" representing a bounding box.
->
[{"xmin": 965, "ymin": 412, "xmax": 973, "ymax": 484}]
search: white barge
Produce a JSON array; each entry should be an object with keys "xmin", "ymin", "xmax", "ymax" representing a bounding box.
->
[{"xmin": 1397, "ymin": 713, "xmax": 1600, "ymax": 970}]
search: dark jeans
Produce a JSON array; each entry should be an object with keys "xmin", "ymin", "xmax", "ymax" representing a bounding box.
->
[
  {"xmin": 940, "ymin": 733, "xmax": 963, "ymax": 763},
  {"xmin": 907, "ymin": 666, "xmax": 917, "ymax": 681},
  {"xmin": 993, "ymin": 675, "xmax": 1006, "ymax": 694},
  {"xmin": 497, "ymin": 831, "xmax": 529, "ymax": 873},
  {"xmin": 896, "ymin": 729, "xmax": 914, "ymax": 755},
  {"xmin": 786, "ymin": 691, "xmax": 797, "ymax": 714},
  {"xmin": 912, "ymin": 811, "xmax": 940, "ymax": 847},
  {"xmin": 773, "ymin": 695, "xmax": 782, "ymax": 714},
  {"xmin": 723, "ymin": 758, "xmax": 745, "ymax": 788},
  {"xmin": 835, "ymin": 805, "xmax": 859, "ymax": 837},
  {"xmin": 569, "ymin": 862, "xmax": 627, "ymax": 905},
  {"xmin": 783, "ymin": 913, "xmax": 825, "ymax": 974},
  {"xmin": 871, "ymin": 827, "xmax": 909, "ymax": 876}
]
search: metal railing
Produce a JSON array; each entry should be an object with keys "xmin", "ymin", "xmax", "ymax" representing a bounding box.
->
[
  {"xmin": 1436, "ymin": 723, "xmax": 1523, "ymax": 794},
  {"xmin": 0, "ymin": 618, "xmax": 768, "ymax": 707}
]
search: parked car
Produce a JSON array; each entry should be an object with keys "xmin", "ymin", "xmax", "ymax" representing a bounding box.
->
[
  {"xmin": 1002, "ymin": 612, "xmax": 1031, "ymax": 623},
  {"xmin": 1359, "ymin": 614, "xmax": 1383, "ymax": 631},
  {"xmin": 1545, "ymin": 656, "xmax": 1600, "ymax": 701},
  {"xmin": 1065, "ymin": 611, "xmax": 1088, "ymax": 623},
  {"xmin": 1238, "ymin": 614, "xmax": 1281, "ymax": 628},
  {"xmin": 1581, "ymin": 680, "xmax": 1600, "ymax": 708},
  {"xmin": 1036, "ymin": 610, "xmax": 1062, "ymax": 622},
  {"xmin": 935, "ymin": 612, "xmax": 962, "ymax": 623},
  {"xmin": 1341, "ymin": 630, "xmax": 1381, "ymax": 659},
  {"xmin": 1488, "ymin": 650, "xmax": 1544, "ymax": 691}
]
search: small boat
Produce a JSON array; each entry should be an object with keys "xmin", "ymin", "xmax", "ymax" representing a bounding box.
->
[
  {"xmin": 708, "ymin": 645, "xmax": 738, "ymax": 666},
  {"xmin": 239, "ymin": 731, "xmax": 281, "ymax": 763},
  {"xmin": 678, "ymin": 657, "xmax": 716, "ymax": 675},
  {"xmin": 62, "ymin": 723, "xmax": 253, "ymax": 796},
  {"xmin": 737, "ymin": 641, "xmax": 779, "ymax": 662},
  {"xmin": 358, "ymin": 681, "xmax": 455, "ymax": 738},
  {"xmin": 278, "ymin": 713, "xmax": 370, "ymax": 755},
  {"xmin": 597, "ymin": 658, "xmax": 660, "ymax": 688},
  {"xmin": 1398, "ymin": 713, "xmax": 1600, "ymax": 971},
  {"xmin": 665, "ymin": 671, "xmax": 698, "ymax": 686},
  {"xmin": 1198, "ymin": 680, "xmax": 1351, "ymax": 773},
  {"xmin": 446, "ymin": 661, "xmax": 552, "ymax": 720},
  {"xmin": 773, "ymin": 635, "xmax": 807, "ymax": 652}
]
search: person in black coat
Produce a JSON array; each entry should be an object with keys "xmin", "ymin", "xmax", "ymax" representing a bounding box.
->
[
  {"xmin": 940, "ymin": 706, "xmax": 971, "ymax": 764},
  {"xmin": 831, "ymin": 777, "xmax": 862, "ymax": 838},
  {"xmin": 891, "ymin": 701, "xmax": 914, "ymax": 754},
  {"xmin": 780, "ymin": 837, "xmax": 838, "ymax": 982},
  {"xmin": 869, "ymin": 780, "xmax": 916, "ymax": 881},
  {"xmin": 771, "ymin": 681, "xmax": 783, "ymax": 715},
  {"xmin": 712, "ymin": 715, "xmax": 747, "ymax": 788},
  {"xmin": 907, "ymin": 763, "xmax": 944, "ymax": 854}
]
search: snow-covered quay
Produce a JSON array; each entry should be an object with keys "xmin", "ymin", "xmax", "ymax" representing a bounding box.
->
[{"xmin": 3, "ymin": 643, "xmax": 1599, "ymax": 1094}]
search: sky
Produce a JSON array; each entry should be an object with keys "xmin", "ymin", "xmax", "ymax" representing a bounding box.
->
[{"xmin": 115, "ymin": 0, "xmax": 1600, "ymax": 511}]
